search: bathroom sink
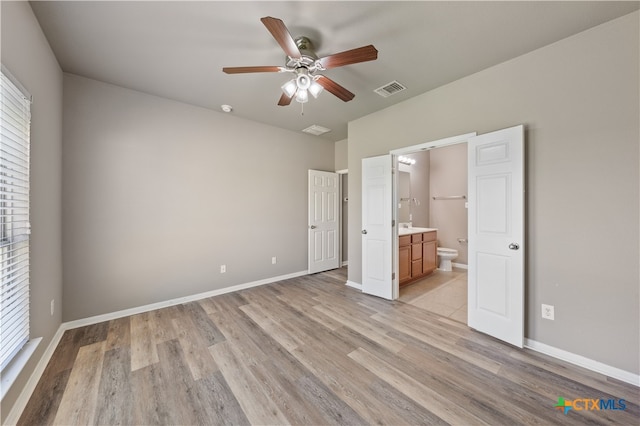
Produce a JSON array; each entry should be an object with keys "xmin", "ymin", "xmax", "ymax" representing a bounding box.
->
[{"xmin": 399, "ymin": 227, "xmax": 437, "ymax": 236}]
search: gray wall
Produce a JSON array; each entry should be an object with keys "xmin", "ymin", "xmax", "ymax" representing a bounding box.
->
[
  {"xmin": 429, "ymin": 144, "xmax": 468, "ymax": 264},
  {"xmin": 62, "ymin": 74, "xmax": 334, "ymax": 321},
  {"xmin": 334, "ymin": 138, "xmax": 348, "ymax": 171},
  {"xmin": 348, "ymin": 12, "xmax": 639, "ymax": 374},
  {"xmin": 1, "ymin": 2, "xmax": 64, "ymax": 422}
]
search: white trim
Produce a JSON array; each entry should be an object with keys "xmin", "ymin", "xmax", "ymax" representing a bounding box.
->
[
  {"xmin": 3, "ymin": 328, "xmax": 64, "ymax": 425},
  {"xmin": 345, "ymin": 280, "xmax": 362, "ymax": 290},
  {"xmin": 524, "ymin": 338, "xmax": 640, "ymax": 387},
  {"xmin": 335, "ymin": 169, "xmax": 348, "ymax": 174},
  {"xmin": 1, "ymin": 64, "xmax": 32, "ymax": 101},
  {"xmin": 390, "ymin": 132, "xmax": 476, "ymax": 155},
  {"xmin": 1, "ymin": 338, "xmax": 41, "ymax": 400},
  {"xmin": 4, "ymin": 271, "xmax": 309, "ymax": 423},
  {"xmin": 341, "ymin": 261, "xmax": 349, "ymax": 267},
  {"xmin": 64, "ymin": 270, "xmax": 308, "ymax": 330},
  {"xmin": 452, "ymin": 262, "xmax": 468, "ymax": 270}
]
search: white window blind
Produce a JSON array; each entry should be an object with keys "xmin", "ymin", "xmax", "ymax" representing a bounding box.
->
[{"xmin": 0, "ymin": 68, "xmax": 31, "ymax": 372}]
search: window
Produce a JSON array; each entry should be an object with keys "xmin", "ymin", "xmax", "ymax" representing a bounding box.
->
[{"xmin": 0, "ymin": 68, "xmax": 31, "ymax": 373}]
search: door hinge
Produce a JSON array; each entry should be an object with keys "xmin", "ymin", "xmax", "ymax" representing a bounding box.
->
[
  {"xmin": 392, "ymin": 272, "xmax": 396, "ymax": 280},
  {"xmin": 392, "ymin": 219, "xmax": 395, "ymax": 227}
]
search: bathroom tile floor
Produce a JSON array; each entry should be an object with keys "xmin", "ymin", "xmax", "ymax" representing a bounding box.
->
[{"xmin": 399, "ymin": 268, "xmax": 468, "ymax": 324}]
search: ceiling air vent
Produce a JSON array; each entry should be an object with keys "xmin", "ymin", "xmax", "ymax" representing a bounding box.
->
[
  {"xmin": 302, "ymin": 125, "xmax": 332, "ymax": 136},
  {"xmin": 374, "ymin": 80, "xmax": 407, "ymax": 98}
]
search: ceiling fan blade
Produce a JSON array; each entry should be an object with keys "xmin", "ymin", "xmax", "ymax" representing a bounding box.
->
[
  {"xmin": 319, "ymin": 45, "xmax": 378, "ymax": 70},
  {"xmin": 278, "ymin": 93, "xmax": 293, "ymax": 106},
  {"xmin": 260, "ymin": 17, "xmax": 301, "ymax": 59},
  {"xmin": 223, "ymin": 66, "xmax": 283, "ymax": 74},
  {"xmin": 316, "ymin": 75, "xmax": 355, "ymax": 102}
]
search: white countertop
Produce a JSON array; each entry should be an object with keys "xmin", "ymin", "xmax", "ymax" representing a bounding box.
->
[{"xmin": 399, "ymin": 227, "xmax": 437, "ymax": 236}]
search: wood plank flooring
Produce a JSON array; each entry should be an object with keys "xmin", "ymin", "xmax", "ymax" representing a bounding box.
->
[{"xmin": 18, "ymin": 268, "xmax": 639, "ymax": 425}]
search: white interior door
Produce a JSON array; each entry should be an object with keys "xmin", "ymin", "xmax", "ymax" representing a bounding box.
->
[
  {"xmin": 308, "ymin": 170, "xmax": 340, "ymax": 274},
  {"xmin": 362, "ymin": 155, "xmax": 394, "ymax": 299},
  {"xmin": 468, "ymin": 125, "xmax": 525, "ymax": 347}
]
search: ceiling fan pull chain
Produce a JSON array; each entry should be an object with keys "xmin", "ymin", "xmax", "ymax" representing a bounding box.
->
[{"xmin": 300, "ymin": 101, "xmax": 304, "ymax": 116}]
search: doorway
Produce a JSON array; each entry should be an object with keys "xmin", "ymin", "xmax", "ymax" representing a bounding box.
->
[
  {"xmin": 394, "ymin": 142, "xmax": 469, "ymax": 323},
  {"xmin": 364, "ymin": 125, "xmax": 526, "ymax": 347}
]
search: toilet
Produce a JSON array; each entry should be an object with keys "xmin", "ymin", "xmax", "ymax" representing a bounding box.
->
[{"xmin": 437, "ymin": 247, "xmax": 458, "ymax": 272}]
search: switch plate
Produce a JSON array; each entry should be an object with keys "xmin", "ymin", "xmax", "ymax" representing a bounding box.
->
[
  {"xmin": 220, "ymin": 265, "xmax": 226, "ymax": 273},
  {"xmin": 541, "ymin": 303, "xmax": 554, "ymax": 320},
  {"xmin": 272, "ymin": 257, "xmax": 277, "ymax": 265},
  {"xmin": 50, "ymin": 299, "xmax": 55, "ymax": 316}
]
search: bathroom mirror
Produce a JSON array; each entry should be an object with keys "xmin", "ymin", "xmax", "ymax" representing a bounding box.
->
[{"xmin": 398, "ymin": 171, "xmax": 411, "ymax": 223}]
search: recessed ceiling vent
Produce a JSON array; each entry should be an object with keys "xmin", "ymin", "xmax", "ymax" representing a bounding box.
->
[
  {"xmin": 374, "ymin": 80, "xmax": 406, "ymax": 98},
  {"xmin": 302, "ymin": 124, "xmax": 332, "ymax": 136}
]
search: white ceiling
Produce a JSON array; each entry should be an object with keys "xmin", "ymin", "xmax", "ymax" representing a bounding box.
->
[{"xmin": 30, "ymin": 1, "xmax": 639, "ymax": 142}]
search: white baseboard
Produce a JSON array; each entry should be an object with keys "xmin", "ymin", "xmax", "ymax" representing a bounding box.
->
[
  {"xmin": 4, "ymin": 327, "xmax": 65, "ymax": 425},
  {"xmin": 8, "ymin": 272, "xmax": 637, "ymax": 425},
  {"xmin": 452, "ymin": 262, "xmax": 468, "ymax": 270},
  {"xmin": 4, "ymin": 270, "xmax": 309, "ymax": 424},
  {"xmin": 64, "ymin": 270, "xmax": 309, "ymax": 330},
  {"xmin": 341, "ymin": 261, "xmax": 349, "ymax": 267},
  {"xmin": 1, "ymin": 338, "xmax": 41, "ymax": 401},
  {"xmin": 524, "ymin": 338, "xmax": 639, "ymax": 387},
  {"xmin": 345, "ymin": 280, "xmax": 362, "ymax": 290}
]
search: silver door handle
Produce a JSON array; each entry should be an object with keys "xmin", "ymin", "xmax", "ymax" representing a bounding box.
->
[
  {"xmin": 362, "ymin": 230, "xmax": 367, "ymax": 234},
  {"xmin": 309, "ymin": 225, "xmax": 316, "ymax": 229},
  {"xmin": 509, "ymin": 243, "xmax": 520, "ymax": 250}
]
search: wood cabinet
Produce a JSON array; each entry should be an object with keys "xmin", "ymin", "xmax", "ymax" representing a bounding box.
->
[{"xmin": 399, "ymin": 231, "xmax": 437, "ymax": 287}]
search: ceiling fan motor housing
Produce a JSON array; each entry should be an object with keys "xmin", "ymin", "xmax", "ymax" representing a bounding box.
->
[{"xmin": 286, "ymin": 36, "xmax": 320, "ymax": 71}]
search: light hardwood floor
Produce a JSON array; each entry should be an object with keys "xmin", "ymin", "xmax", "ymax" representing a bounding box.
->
[{"xmin": 18, "ymin": 268, "xmax": 639, "ymax": 425}]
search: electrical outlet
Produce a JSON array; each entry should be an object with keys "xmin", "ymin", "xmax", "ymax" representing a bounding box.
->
[
  {"xmin": 541, "ymin": 303, "xmax": 554, "ymax": 320},
  {"xmin": 50, "ymin": 299, "xmax": 55, "ymax": 316},
  {"xmin": 272, "ymin": 256, "xmax": 277, "ymax": 265},
  {"xmin": 220, "ymin": 265, "xmax": 226, "ymax": 273}
]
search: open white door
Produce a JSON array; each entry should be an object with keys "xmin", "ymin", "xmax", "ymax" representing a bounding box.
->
[
  {"xmin": 362, "ymin": 155, "xmax": 394, "ymax": 299},
  {"xmin": 308, "ymin": 170, "xmax": 340, "ymax": 274},
  {"xmin": 468, "ymin": 125, "xmax": 525, "ymax": 347}
]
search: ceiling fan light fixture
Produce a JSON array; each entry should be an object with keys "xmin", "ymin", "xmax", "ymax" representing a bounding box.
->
[
  {"xmin": 223, "ymin": 16, "xmax": 378, "ymax": 109},
  {"xmin": 281, "ymin": 79, "xmax": 297, "ymax": 98},
  {"xmin": 296, "ymin": 70, "xmax": 311, "ymax": 90},
  {"xmin": 309, "ymin": 80, "xmax": 324, "ymax": 98},
  {"xmin": 295, "ymin": 88, "xmax": 309, "ymax": 103}
]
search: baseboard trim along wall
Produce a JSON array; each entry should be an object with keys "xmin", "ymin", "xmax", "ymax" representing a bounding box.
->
[
  {"xmin": 4, "ymin": 269, "xmax": 308, "ymax": 424},
  {"xmin": 64, "ymin": 270, "xmax": 308, "ymax": 330},
  {"xmin": 6, "ymin": 275, "xmax": 638, "ymax": 424},
  {"xmin": 345, "ymin": 280, "xmax": 362, "ymax": 290},
  {"xmin": 4, "ymin": 330, "xmax": 64, "ymax": 425},
  {"xmin": 452, "ymin": 262, "xmax": 468, "ymax": 270},
  {"xmin": 524, "ymin": 338, "xmax": 639, "ymax": 387},
  {"xmin": 1, "ymin": 338, "xmax": 41, "ymax": 400}
]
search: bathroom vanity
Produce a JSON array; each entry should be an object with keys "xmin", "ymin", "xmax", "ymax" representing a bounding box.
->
[{"xmin": 399, "ymin": 228, "xmax": 437, "ymax": 287}]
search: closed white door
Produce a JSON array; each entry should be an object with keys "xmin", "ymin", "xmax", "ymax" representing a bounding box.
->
[
  {"xmin": 308, "ymin": 170, "xmax": 340, "ymax": 274},
  {"xmin": 361, "ymin": 155, "xmax": 394, "ymax": 299},
  {"xmin": 468, "ymin": 125, "xmax": 525, "ymax": 347}
]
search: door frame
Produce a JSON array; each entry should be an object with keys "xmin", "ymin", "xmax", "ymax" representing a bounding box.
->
[
  {"xmin": 308, "ymin": 170, "xmax": 340, "ymax": 274},
  {"xmin": 389, "ymin": 132, "xmax": 477, "ymax": 299},
  {"xmin": 336, "ymin": 169, "xmax": 348, "ymax": 268}
]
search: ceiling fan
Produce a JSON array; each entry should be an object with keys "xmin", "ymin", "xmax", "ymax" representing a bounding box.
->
[{"xmin": 223, "ymin": 17, "xmax": 378, "ymax": 106}]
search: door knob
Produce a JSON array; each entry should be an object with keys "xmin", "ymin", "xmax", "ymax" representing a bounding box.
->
[
  {"xmin": 309, "ymin": 225, "xmax": 316, "ymax": 229},
  {"xmin": 362, "ymin": 230, "xmax": 368, "ymax": 234},
  {"xmin": 509, "ymin": 243, "xmax": 520, "ymax": 250}
]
